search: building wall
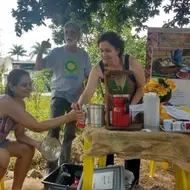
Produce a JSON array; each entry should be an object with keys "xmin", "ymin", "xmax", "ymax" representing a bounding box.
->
[
  {"xmin": 0, "ymin": 57, "xmax": 13, "ymax": 86},
  {"xmin": 0, "ymin": 57, "xmax": 36, "ymax": 86},
  {"xmin": 0, "ymin": 57, "xmax": 12, "ymax": 71}
]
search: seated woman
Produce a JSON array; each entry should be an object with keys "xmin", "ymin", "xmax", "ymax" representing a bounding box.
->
[
  {"xmin": 0, "ymin": 69, "xmax": 84, "ymax": 190},
  {"xmin": 72, "ymin": 31, "xmax": 145, "ymax": 185}
]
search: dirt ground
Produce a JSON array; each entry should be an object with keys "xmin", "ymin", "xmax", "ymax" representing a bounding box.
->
[
  {"xmin": 5, "ymin": 178, "xmax": 43, "ymax": 190},
  {"xmin": 4, "ymin": 160, "xmax": 175, "ymax": 190},
  {"xmin": 139, "ymin": 160, "xmax": 174, "ymax": 189}
]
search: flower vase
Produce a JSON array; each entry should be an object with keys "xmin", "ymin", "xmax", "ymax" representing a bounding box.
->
[{"xmin": 159, "ymin": 91, "xmax": 172, "ymax": 103}]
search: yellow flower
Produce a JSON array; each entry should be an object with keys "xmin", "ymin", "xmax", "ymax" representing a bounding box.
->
[
  {"xmin": 165, "ymin": 79, "xmax": 176, "ymax": 90},
  {"xmin": 143, "ymin": 80, "xmax": 158, "ymax": 93},
  {"xmin": 160, "ymin": 103, "xmax": 175, "ymax": 121},
  {"xmin": 148, "ymin": 81, "xmax": 158, "ymax": 90},
  {"xmin": 143, "ymin": 78, "xmax": 176, "ymax": 97},
  {"xmin": 156, "ymin": 85, "xmax": 167, "ymax": 96}
]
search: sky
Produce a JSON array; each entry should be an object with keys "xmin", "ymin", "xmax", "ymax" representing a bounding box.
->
[{"xmin": 0, "ymin": 0, "xmax": 177, "ymax": 60}]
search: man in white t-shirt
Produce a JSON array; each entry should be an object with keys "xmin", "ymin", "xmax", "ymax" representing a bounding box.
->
[{"xmin": 35, "ymin": 21, "xmax": 91, "ymax": 175}]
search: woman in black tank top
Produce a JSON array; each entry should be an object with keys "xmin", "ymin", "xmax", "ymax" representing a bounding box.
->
[{"xmin": 72, "ymin": 31, "xmax": 146, "ymax": 186}]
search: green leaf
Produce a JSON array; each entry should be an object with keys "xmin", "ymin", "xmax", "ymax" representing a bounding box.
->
[{"xmin": 12, "ymin": 0, "xmax": 190, "ymax": 38}]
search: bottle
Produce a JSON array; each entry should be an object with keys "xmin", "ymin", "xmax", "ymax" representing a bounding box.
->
[
  {"xmin": 76, "ymin": 105, "xmax": 88, "ymax": 128},
  {"xmin": 143, "ymin": 93, "xmax": 160, "ymax": 131}
]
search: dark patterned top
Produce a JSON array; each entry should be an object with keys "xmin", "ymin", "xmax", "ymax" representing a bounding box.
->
[{"xmin": 0, "ymin": 95, "xmax": 16, "ymax": 141}]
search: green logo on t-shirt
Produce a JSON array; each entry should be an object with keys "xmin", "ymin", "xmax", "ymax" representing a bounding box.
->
[{"xmin": 64, "ymin": 59, "xmax": 78, "ymax": 74}]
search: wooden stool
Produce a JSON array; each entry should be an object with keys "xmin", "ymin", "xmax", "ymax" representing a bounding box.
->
[{"xmin": 0, "ymin": 176, "xmax": 5, "ymax": 190}]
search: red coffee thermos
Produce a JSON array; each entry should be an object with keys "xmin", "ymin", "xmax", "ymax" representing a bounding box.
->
[{"xmin": 112, "ymin": 95, "xmax": 130, "ymax": 127}]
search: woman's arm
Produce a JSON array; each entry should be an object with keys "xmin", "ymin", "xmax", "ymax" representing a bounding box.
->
[
  {"xmin": 2, "ymin": 99, "xmax": 84, "ymax": 132},
  {"xmin": 15, "ymin": 124, "xmax": 40, "ymax": 149},
  {"xmin": 130, "ymin": 58, "xmax": 146, "ymax": 104},
  {"xmin": 77, "ymin": 65, "xmax": 101, "ymax": 106}
]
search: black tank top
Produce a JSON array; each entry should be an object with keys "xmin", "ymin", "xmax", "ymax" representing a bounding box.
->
[
  {"xmin": 99, "ymin": 54, "xmax": 136, "ymax": 83},
  {"xmin": 99, "ymin": 55, "xmax": 142, "ymax": 104}
]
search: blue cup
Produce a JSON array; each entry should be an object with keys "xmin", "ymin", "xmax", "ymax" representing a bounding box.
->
[{"xmin": 163, "ymin": 119, "xmax": 173, "ymax": 131}]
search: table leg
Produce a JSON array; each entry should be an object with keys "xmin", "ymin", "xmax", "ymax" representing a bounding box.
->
[
  {"xmin": 98, "ymin": 156, "xmax": 107, "ymax": 168},
  {"xmin": 83, "ymin": 137, "xmax": 94, "ymax": 190},
  {"xmin": 186, "ymin": 170, "xmax": 190, "ymax": 189},
  {"xmin": 149, "ymin": 160, "xmax": 156, "ymax": 177},
  {"xmin": 181, "ymin": 169, "xmax": 188, "ymax": 190},
  {"xmin": 182, "ymin": 168, "xmax": 190, "ymax": 190},
  {"xmin": 174, "ymin": 165, "xmax": 183, "ymax": 190},
  {"xmin": 173, "ymin": 165, "xmax": 190, "ymax": 190}
]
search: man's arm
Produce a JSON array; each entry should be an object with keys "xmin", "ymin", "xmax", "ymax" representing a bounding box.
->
[
  {"xmin": 35, "ymin": 39, "xmax": 51, "ymax": 70},
  {"xmin": 36, "ymin": 49, "xmax": 44, "ymax": 70}
]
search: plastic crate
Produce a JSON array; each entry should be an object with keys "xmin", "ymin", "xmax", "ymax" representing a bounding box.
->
[
  {"xmin": 77, "ymin": 165, "xmax": 136, "ymax": 190},
  {"xmin": 42, "ymin": 164, "xmax": 83, "ymax": 190}
]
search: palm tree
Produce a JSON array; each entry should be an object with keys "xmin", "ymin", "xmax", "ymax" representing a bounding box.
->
[
  {"xmin": 29, "ymin": 42, "xmax": 50, "ymax": 60},
  {"xmin": 8, "ymin": 45, "xmax": 27, "ymax": 60}
]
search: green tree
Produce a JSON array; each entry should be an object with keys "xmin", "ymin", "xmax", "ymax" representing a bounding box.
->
[
  {"xmin": 41, "ymin": 69, "xmax": 52, "ymax": 92},
  {"xmin": 8, "ymin": 45, "xmax": 27, "ymax": 60},
  {"xmin": 29, "ymin": 42, "xmax": 50, "ymax": 60},
  {"xmin": 122, "ymin": 28, "xmax": 147, "ymax": 67},
  {"xmin": 25, "ymin": 69, "xmax": 52, "ymax": 121},
  {"xmin": 12, "ymin": 0, "xmax": 190, "ymax": 38},
  {"xmin": 30, "ymin": 70, "xmax": 47, "ymax": 110}
]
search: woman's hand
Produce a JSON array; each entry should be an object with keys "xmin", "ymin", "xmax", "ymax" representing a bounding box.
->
[
  {"xmin": 71, "ymin": 102, "xmax": 82, "ymax": 110},
  {"xmin": 67, "ymin": 109, "xmax": 85, "ymax": 121}
]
